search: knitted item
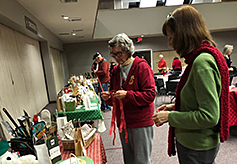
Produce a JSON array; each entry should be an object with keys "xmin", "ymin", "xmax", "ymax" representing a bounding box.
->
[
  {"xmin": 168, "ymin": 41, "xmax": 230, "ymax": 156},
  {"xmin": 109, "ymin": 91, "xmax": 128, "ymax": 145}
]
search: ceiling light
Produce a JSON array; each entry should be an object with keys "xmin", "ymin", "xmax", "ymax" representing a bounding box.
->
[
  {"xmin": 140, "ymin": 0, "xmax": 157, "ymax": 8},
  {"xmin": 61, "ymin": 15, "xmax": 69, "ymax": 20},
  {"xmin": 72, "ymin": 32, "xmax": 76, "ymax": 36}
]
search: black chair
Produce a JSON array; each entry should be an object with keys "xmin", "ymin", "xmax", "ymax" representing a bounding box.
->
[
  {"xmin": 155, "ymin": 78, "xmax": 166, "ymax": 95},
  {"xmin": 166, "ymin": 81, "xmax": 178, "ymax": 103},
  {"xmin": 154, "ymin": 72, "xmax": 163, "ymax": 76},
  {"xmin": 168, "ymin": 71, "xmax": 181, "ymax": 81}
]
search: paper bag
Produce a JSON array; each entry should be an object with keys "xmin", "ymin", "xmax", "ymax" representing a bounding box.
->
[
  {"xmin": 46, "ymin": 136, "xmax": 61, "ymax": 164},
  {"xmin": 34, "ymin": 143, "xmax": 51, "ymax": 164}
]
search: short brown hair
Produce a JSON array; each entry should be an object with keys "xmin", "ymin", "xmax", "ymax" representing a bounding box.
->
[{"xmin": 162, "ymin": 5, "xmax": 216, "ymax": 57}]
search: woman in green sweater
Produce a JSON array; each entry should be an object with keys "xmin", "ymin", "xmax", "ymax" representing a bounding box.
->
[{"xmin": 152, "ymin": 5, "xmax": 229, "ymax": 164}]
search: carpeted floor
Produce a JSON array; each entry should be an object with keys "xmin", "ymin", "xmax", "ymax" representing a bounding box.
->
[{"xmin": 98, "ymin": 95, "xmax": 237, "ymax": 164}]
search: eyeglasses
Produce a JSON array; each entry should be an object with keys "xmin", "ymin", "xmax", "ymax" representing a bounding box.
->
[
  {"xmin": 167, "ymin": 12, "xmax": 174, "ymax": 19},
  {"xmin": 110, "ymin": 51, "xmax": 123, "ymax": 57}
]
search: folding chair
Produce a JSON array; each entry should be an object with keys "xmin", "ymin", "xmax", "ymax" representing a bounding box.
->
[{"xmin": 166, "ymin": 81, "xmax": 178, "ymax": 103}]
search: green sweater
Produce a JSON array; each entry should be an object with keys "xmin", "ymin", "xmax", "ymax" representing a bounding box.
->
[{"xmin": 168, "ymin": 53, "xmax": 221, "ymax": 151}]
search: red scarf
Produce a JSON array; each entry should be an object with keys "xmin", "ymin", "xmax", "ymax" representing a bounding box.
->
[{"xmin": 168, "ymin": 41, "xmax": 230, "ymax": 156}]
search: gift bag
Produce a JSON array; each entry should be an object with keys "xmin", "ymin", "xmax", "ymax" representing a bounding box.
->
[
  {"xmin": 34, "ymin": 141, "xmax": 51, "ymax": 164},
  {"xmin": 46, "ymin": 136, "xmax": 61, "ymax": 164},
  {"xmin": 74, "ymin": 128, "xmax": 86, "ymax": 157},
  {"xmin": 34, "ymin": 133, "xmax": 52, "ymax": 164}
]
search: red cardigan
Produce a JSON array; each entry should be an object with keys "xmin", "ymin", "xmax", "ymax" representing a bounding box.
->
[{"xmin": 105, "ymin": 57, "xmax": 156, "ymax": 128}]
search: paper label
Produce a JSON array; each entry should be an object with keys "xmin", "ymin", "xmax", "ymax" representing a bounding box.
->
[{"xmin": 49, "ymin": 146, "xmax": 61, "ymax": 159}]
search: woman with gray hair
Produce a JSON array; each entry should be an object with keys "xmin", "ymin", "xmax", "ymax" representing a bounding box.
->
[
  {"xmin": 223, "ymin": 44, "xmax": 236, "ymax": 85},
  {"xmin": 101, "ymin": 33, "xmax": 156, "ymax": 164}
]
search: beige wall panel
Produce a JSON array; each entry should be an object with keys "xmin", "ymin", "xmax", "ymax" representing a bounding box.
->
[
  {"xmin": 0, "ymin": 25, "xmax": 16, "ymax": 138},
  {"xmin": 0, "ymin": 24, "xmax": 48, "ymax": 137},
  {"xmin": 14, "ymin": 31, "xmax": 48, "ymax": 115},
  {"xmin": 50, "ymin": 48, "xmax": 64, "ymax": 94},
  {"xmin": 0, "ymin": 24, "xmax": 22, "ymax": 120}
]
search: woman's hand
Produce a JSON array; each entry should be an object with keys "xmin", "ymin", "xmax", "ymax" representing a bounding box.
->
[
  {"xmin": 101, "ymin": 91, "xmax": 111, "ymax": 101},
  {"xmin": 157, "ymin": 104, "xmax": 174, "ymax": 112},
  {"xmin": 152, "ymin": 104, "xmax": 174, "ymax": 127},
  {"xmin": 152, "ymin": 111, "xmax": 170, "ymax": 127},
  {"xmin": 112, "ymin": 90, "xmax": 127, "ymax": 99}
]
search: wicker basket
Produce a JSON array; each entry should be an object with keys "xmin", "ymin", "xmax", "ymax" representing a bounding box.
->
[{"xmin": 62, "ymin": 128, "xmax": 96, "ymax": 150}]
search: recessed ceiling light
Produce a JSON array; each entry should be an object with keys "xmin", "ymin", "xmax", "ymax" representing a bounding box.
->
[
  {"xmin": 72, "ymin": 32, "xmax": 76, "ymax": 36},
  {"xmin": 61, "ymin": 15, "xmax": 69, "ymax": 20}
]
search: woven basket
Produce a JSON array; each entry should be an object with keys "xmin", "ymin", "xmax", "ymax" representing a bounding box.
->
[{"xmin": 62, "ymin": 128, "xmax": 96, "ymax": 150}]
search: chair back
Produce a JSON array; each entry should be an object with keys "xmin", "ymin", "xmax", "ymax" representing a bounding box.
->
[
  {"xmin": 166, "ymin": 81, "xmax": 178, "ymax": 95},
  {"xmin": 168, "ymin": 74, "xmax": 181, "ymax": 81},
  {"xmin": 41, "ymin": 109, "xmax": 51, "ymax": 127},
  {"xmin": 154, "ymin": 78, "xmax": 166, "ymax": 95}
]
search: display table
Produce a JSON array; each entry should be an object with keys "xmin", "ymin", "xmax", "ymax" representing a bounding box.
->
[
  {"xmin": 229, "ymin": 87, "xmax": 237, "ymax": 127},
  {"xmin": 56, "ymin": 99, "xmax": 104, "ymax": 122},
  {"xmin": 59, "ymin": 133, "xmax": 107, "ymax": 164}
]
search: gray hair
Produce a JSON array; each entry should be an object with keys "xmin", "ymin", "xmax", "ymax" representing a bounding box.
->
[
  {"xmin": 223, "ymin": 44, "xmax": 234, "ymax": 55},
  {"xmin": 108, "ymin": 33, "xmax": 135, "ymax": 57}
]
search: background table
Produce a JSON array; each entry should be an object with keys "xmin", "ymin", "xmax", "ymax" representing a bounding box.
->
[
  {"xmin": 229, "ymin": 87, "xmax": 237, "ymax": 127},
  {"xmin": 59, "ymin": 133, "xmax": 107, "ymax": 164}
]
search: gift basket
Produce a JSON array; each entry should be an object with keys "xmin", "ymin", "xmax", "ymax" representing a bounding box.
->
[{"xmin": 61, "ymin": 120, "xmax": 96, "ymax": 150}]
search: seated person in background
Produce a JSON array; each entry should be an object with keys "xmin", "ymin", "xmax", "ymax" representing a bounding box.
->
[
  {"xmin": 223, "ymin": 44, "xmax": 237, "ymax": 85},
  {"xmin": 172, "ymin": 57, "xmax": 182, "ymax": 72},
  {"xmin": 158, "ymin": 54, "xmax": 167, "ymax": 73},
  {"xmin": 169, "ymin": 57, "xmax": 182, "ymax": 80}
]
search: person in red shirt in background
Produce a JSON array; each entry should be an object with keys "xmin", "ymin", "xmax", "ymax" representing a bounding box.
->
[
  {"xmin": 172, "ymin": 57, "xmax": 182, "ymax": 72},
  {"xmin": 158, "ymin": 54, "xmax": 167, "ymax": 73},
  {"xmin": 93, "ymin": 52, "xmax": 111, "ymax": 112}
]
